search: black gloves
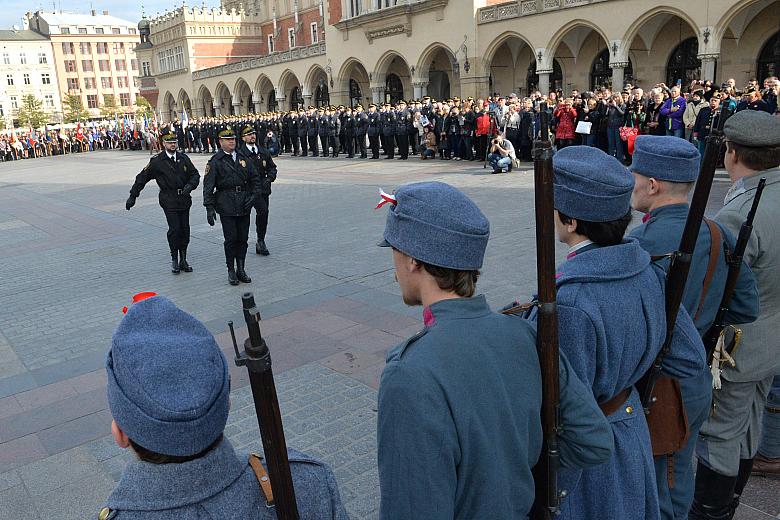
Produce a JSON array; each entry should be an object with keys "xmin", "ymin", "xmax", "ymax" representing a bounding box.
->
[
  {"xmin": 125, "ymin": 195, "xmax": 136, "ymax": 210},
  {"xmin": 206, "ymin": 207, "xmax": 216, "ymax": 226}
]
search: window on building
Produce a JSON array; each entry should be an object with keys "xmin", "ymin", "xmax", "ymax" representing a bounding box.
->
[
  {"xmin": 87, "ymin": 94, "xmax": 98, "ymax": 108},
  {"xmin": 174, "ymin": 46, "xmax": 184, "ymax": 69},
  {"xmin": 78, "ymin": 27, "xmax": 87, "ymax": 34},
  {"xmin": 62, "ymin": 42, "xmax": 74, "ymax": 54},
  {"xmin": 141, "ymin": 61, "xmax": 151, "ymax": 76},
  {"xmin": 23, "ymin": 74, "xmax": 30, "ymax": 85},
  {"xmin": 98, "ymin": 59, "xmax": 110, "ymax": 71},
  {"xmin": 41, "ymin": 73, "xmax": 51, "ymax": 85},
  {"xmin": 350, "ymin": 0, "xmax": 361, "ymax": 17},
  {"xmin": 0, "ymin": 105, "xmax": 4, "ymax": 117},
  {"xmin": 310, "ymin": 22, "xmax": 318, "ymax": 44},
  {"xmin": 288, "ymin": 28, "xmax": 296, "ymax": 48},
  {"xmin": 112, "ymin": 42, "xmax": 124, "ymax": 54},
  {"xmin": 133, "ymin": 76, "xmax": 139, "ymax": 87},
  {"xmin": 84, "ymin": 77, "xmax": 96, "ymax": 89},
  {"xmin": 20, "ymin": 53, "xmax": 26, "ymax": 64},
  {"xmin": 82, "ymin": 60, "xmax": 93, "ymax": 72},
  {"xmin": 6, "ymin": 74, "xmax": 13, "ymax": 86},
  {"xmin": 44, "ymin": 94, "xmax": 54, "ymax": 108},
  {"xmin": 61, "ymin": 27, "xmax": 70, "ymax": 34},
  {"xmin": 101, "ymin": 77, "xmax": 112, "ymax": 89},
  {"xmin": 95, "ymin": 27, "xmax": 104, "ymax": 34},
  {"xmin": 129, "ymin": 28, "xmax": 137, "ymax": 35},
  {"xmin": 667, "ymin": 37, "xmax": 701, "ymax": 87},
  {"xmin": 79, "ymin": 42, "xmax": 91, "ymax": 54},
  {"xmin": 38, "ymin": 52, "xmax": 47, "ymax": 64},
  {"xmin": 112, "ymin": 27, "xmax": 120, "ymax": 34},
  {"xmin": 2, "ymin": 52, "xmax": 9, "ymax": 64},
  {"xmin": 65, "ymin": 60, "xmax": 77, "ymax": 72},
  {"xmin": 11, "ymin": 96, "xmax": 18, "ymax": 109},
  {"xmin": 117, "ymin": 76, "xmax": 127, "ymax": 88},
  {"xmin": 115, "ymin": 59, "xmax": 126, "ymax": 71},
  {"xmin": 120, "ymin": 93, "xmax": 131, "ymax": 106},
  {"xmin": 96, "ymin": 42, "xmax": 108, "ymax": 54},
  {"xmin": 130, "ymin": 59, "xmax": 138, "ymax": 71},
  {"xmin": 267, "ymin": 35, "xmax": 274, "ymax": 53},
  {"xmin": 67, "ymin": 78, "xmax": 79, "ymax": 90}
]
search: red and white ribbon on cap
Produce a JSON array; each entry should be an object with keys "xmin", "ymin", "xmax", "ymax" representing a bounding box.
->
[{"xmin": 375, "ymin": 188, "xmax": 397, "ymax": 210}]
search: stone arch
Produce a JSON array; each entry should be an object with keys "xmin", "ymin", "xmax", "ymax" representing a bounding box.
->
[
  {"xmin": 278, "ymin": 69, "xmax": 302, "ymax": 111},
  {"xmin": 178, "ymin": 89, "xmax": 192, "ymax": 119},
  {"xmin": 716, "ymin": 0, "xmax": 780, "ymax": 84},
  {"xmin": 162, "ymin": 91, "xmax": 177, "ymax": 122},
  {"xmin": 304, "ymin": 64, "xmax": 328, "ymax": 96},
  {"xmin": 373, "ymin": 51, "xmax": 412, "ymax": 102},
  {"xmin": 197, "ymin": 85, "xmax": 214, "ymax": 117},
  {"xmin": 544, "ymin": 20, "xmax": 610, "ymax": 93},
  {"xmin": 233, "ymin": 78, "xmax": 253, "ymax": 114},
  {"xmin": 214, "ymin": 81, "xmax": 232, "ymax": 116},
  {"xmin": 254, "ymin": 74, "xmax": 275, "ymax": 112},
  {"xmin": 415, "ymin": 42, "xmax": 458, "ymax": 100},
  {"xmin": 484, "ymin": 31, "xmax": 537, "ymax": 96},
  {"xmin": 337, "ymin": 57, "xmax": 370, "ymax": 105},
  {"xmin": 622, "ymin": 6, "xmax": 700, "ymax": 56},
  {"xmin": 713, "ymin": 0, "xmax": 777, "ymax": 48}
]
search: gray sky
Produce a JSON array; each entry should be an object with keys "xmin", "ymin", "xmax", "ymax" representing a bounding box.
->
[{"xmin": 1, "ymin": 0, "xmax": 220, "ymax": 29}]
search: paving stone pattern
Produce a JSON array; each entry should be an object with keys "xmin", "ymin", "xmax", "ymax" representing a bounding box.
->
[{"xmin": 0, "ymin": 151, "xmax": 773, "ymax": 519}]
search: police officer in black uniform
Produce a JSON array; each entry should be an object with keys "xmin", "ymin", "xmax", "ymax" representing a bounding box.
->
[
  {"xmin": 328, "ymin": 109, "xmax": 341, "ymax": 158},
  {"xmin": 297, "ymin": 109, "xmax": 309, "ymax": 156},
  {"xmin": 367, "ymin": 104, "xmax": 381, "ymax": 159},
  {"xmin": 355, "ymin": 105, "xmax": 368, "ymax": 159},
  {"xmin": 395, "ymin": 100, "xmax": 411, "ymax": 160},
  {"xmin": 318, "ymin": 108, "xmax": 330, "ymax": 157},
  {"xmin": 238, "ymin": 125, "xmax": 277, "ymax": 256},
  {"xmin": 203, "ymin": 126, "xmax": 261, "ymax": 285},
  {"xmin": 307, "ymin": 107, "xmax": 319, "ymax": 157},
  {"xmin": 381, "ymin": 104, "xmax": 396, "ymax": 159},
  {"xmin": 126, "ymin": 128, "xmax": 200, "ymax": 274},
  {"xmin": 343, "ymin": 107, "xmax": 356, "ymax": 158}
]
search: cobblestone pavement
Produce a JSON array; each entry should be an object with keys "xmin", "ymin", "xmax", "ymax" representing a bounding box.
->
[{"xmin": 0, "ymin": 151, "xmax": 776, "ymax": 519}]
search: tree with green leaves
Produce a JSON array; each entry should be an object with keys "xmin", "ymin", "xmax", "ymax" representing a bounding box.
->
[
  {"xmin": 135, "ymin": 95, "xmax": 154, "ymax": 118},
  {"xmin": 100, "ymin": 94, "xmax": 120, "ymax": 118},
  {"xmin": 63, "ymin": 93, "xmax": 89, "ymax": 123},
  {"xmin": 17, "ymin": 94, "xmax": 48, "ymax": 129}
]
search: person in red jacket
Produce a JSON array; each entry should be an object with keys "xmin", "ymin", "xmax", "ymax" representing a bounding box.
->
[
  {"xmin": 475, "ymin": 106, "xmax": 492, "ymax": 162},
  {"xmin": 554, "ymin": 99, "xmax": 578, "ymax": 149}
]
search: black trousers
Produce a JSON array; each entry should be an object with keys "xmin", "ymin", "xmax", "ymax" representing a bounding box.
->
[
  {"xmin": 409, "ymin": 131, "xmax": 418, "ymax": 154},
  {"xmin": 299, "ymin": 135, "xmax": 308, "ymax": 156},
  {"xmin": 345, "ymin": 133, "xmax": 355, "ymax": 157},
  {"xmin": 320, "ymin": 135, "xmax": 329, "ymax": 156},
  {"xmin": 254, "ymin": 193, "xmax": 270, "ymax": 241},
  {"xmin": 163, "ymin": 209, "xmax": 190, "ymax": 253},
  {"xmin": 357, "ymin": 134, "xmax": 367, "ymax": 157},
  {"xmin": 369, "ymin": 135, "xmax": 380, "ymax": 158},
  {"xmin": 290, "ymin": 135, "xmax": 300, "ymax": 155},
  {"xmin": 396, "ymin": 133, "xmax": 409, "ymax": 159},
  {"xmin": 220, "ymin": 214, "xmax": 250, "ymax": 266},
  {"xmin": 282, "ymin": 134, "xmax": 291, "ymax": 153},
  {"xmin": 329, "ymin": 136, "xmax": 340, "ymax": 157},
  {"xmin": 309, "ymin": 135, "xmax": 319, "ymax": 156}
]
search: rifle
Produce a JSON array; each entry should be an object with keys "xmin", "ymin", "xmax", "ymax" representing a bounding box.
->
[
  {"xmin": 229, "ymin": 293, "xmax": 299, "ymax": 520},
  {"xmin": 639, "ymin": 105, "xmax": 734, "ymax": 413},
  {"xmin": 531, "ymin": 102, "xmax": 562, "ymax": 519},
  {"xmin": 703, "ymin": 177, "xmax": 766, "ymax": 361}
]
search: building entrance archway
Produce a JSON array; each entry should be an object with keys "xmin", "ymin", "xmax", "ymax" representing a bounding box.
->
[
  {"xmin": 757, "ymin": 31, "xmax": 780, "ymax": 81},
  {"xmin": 385, "ymin": 73, "xmax": 403, "ymax": 103},
  {"xmin": 667, "ymin": 36, "xmax": 701, "ymax": 87}
]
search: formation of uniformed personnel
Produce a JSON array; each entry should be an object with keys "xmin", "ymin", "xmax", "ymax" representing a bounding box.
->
[
  {"xmin": 628, "ymin": 135, "xmax": 759, "ymax": 520},
  {"xmin": 238, "ymin": 125, "xmax": 277, "ymax": 256},
  {"xmin": 537, "ymin": 146, "xmax": 705, "ymax": 520},
  {"xmin": 691, "ymin": 110, "xmax": 780, "ymax": 520},
  {"xmin": 203, "ymin": 126, "xmax": 261, "ymax": 285},
  {"xmin": 375, "ymin": 181, "xmax": 614, "ymax": 519},
  {"xmin": 96, "ymin": 293, "xmax": 348, "ymax": 519},
  {"xmin": 125, "ymin": 128, "xmax": 200, "ymax": 274}
]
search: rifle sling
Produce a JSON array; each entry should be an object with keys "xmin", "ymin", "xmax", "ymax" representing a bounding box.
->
[
  {"xmin": 249, "ymin": 453, "xmax": 275, "ymax": 505},
  {"xmin": 694, "ymin": 219, "xmax": 723, "ymax": 322},
  {"xmin": 598, "ymin": 388, "xmax": 632, "ymax": 416}
]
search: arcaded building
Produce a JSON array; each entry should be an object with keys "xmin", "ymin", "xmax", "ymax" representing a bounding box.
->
[{"xmin": 137, "ymin": 0, "xmax": 779, "ymax": 120}]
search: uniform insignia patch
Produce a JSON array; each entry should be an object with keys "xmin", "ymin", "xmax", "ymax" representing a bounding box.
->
[{"xmin": 239, "ymin": 159, "xmax": 246, "ymax": 168}]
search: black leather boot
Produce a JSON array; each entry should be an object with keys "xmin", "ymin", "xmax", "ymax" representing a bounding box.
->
[
  {"xmin": 178, "ymin": 249, "xmax": 193, "ymax": 272},
  {"xmin": 227, "ymin": 258, "xmax": 239, "ymax": 285},
  {"xmin": 689, "ymin": 462, "xmax": 738, "ymax": 520},
  {"xmin": 256, "ymin": 240, "xmax": 269, "ymax": 256},
  {"xmin": 235, "ymin": 258, "xmax": 252, "ymax": 283},
  {"xmin": 729, "ymin": 458, "xmax": 755, "ymax": 516},
  {"xmin": 171, "ymin": 252, "xmax": 181, "ymax": 274}
]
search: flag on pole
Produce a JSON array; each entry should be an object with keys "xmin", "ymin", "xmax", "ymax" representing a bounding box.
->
[{"xmin": 181, "ymin": 108, "xmax": 189, "ymax": 128}]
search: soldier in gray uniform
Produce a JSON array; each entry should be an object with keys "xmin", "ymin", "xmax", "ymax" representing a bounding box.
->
[
  {"xmin": 692, "ymin": 110, "xmax": 780, "ymax": 520},
  {"xmin": 375, "ymin": 181, "xmax": 614, "ymax": 519},
  {"xmin": 95, "ymin": 294, "xmax": 348, "ymax": 519}
]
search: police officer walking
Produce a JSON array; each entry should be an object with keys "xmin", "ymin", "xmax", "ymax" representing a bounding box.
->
[
  {"xmin": 203, "ymin": 126, "xmax": 261, "ymax": 285},
  {"xmin": 126, "ymin": 128, "xmax": 200, "ymax": 274},
  {"xmin": 238, "ymin": 125, "xmax": 277, "ymax": 256}
]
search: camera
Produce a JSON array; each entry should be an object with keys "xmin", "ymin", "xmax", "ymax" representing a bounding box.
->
[{"xmin": 492, "ymin": 139, "xmax": 499, "ymax": 145}]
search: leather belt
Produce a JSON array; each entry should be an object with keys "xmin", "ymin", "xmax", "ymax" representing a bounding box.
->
[{"xmin": 599, "ymin": 388, "xmax": 632, "ymax": 416}]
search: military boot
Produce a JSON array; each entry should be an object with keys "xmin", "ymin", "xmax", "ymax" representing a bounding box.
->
[
  {"xmin": 178, "ymin": 248, "xmax": 193, "ymax": 272},
  {"xmin": 227, "ymin": 259, "xmax": 239, "ymax": 286},
  {"xmin": 171, "ymin": 252, "xmax": 181, "ymax": 274},
  {"xmin": 689, "ymin": 462, "xmax": 738, "ymax": 520},
  {"xmin": 235, "ymin": 258, "xmax": 252, "ymax": 283},
  {"xmin": 256, "ymin": 240, "xmax": 269, "ymax": 256}
]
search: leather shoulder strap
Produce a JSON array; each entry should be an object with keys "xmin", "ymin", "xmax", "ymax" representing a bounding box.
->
[
  {"xmin": 248, "ymin": 453, "xmax": 274, "ymax": 505},
  {"xmin": 694, "ymin": 219, "xmax": 723, "ymax": 322}
]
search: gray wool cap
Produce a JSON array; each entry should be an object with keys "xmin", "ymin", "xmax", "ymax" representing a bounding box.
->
[
  {"xmin": 378, "ymin": 181, "xmax": 490, "ymax": 270},
  {"xmin": 724, "ymin": 110, "xmax": 780, "ymax": 147}
]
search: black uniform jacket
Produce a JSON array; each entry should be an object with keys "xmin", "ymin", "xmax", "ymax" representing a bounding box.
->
[
  {"xmin": 238, "ymin": 143, "xmax": 277, "ymax": 195},
  {"xmin": 203, "ymin": 150, "xmax": 261, "ymax": 216},
  {"xmin": 130, "ymin": 151, "xmax": 200, "ymax": 211}
]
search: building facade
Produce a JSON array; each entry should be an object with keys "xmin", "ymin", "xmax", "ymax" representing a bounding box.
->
[
  {"xmin": 25, "ymin": 11, "xmax": 142, "ymax": 118},
  {"xmin": 141, "ymin": 0, "xmax": 779, "ymax": 120},
  {"xmin": 0, "ymin": 29, "xmax": 61, "ymax": 128}
]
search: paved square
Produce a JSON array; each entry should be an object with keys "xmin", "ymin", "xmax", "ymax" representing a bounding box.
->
[{"xmin": 0, "ymin": 151, "xmax": 775, "ymax": 519}]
